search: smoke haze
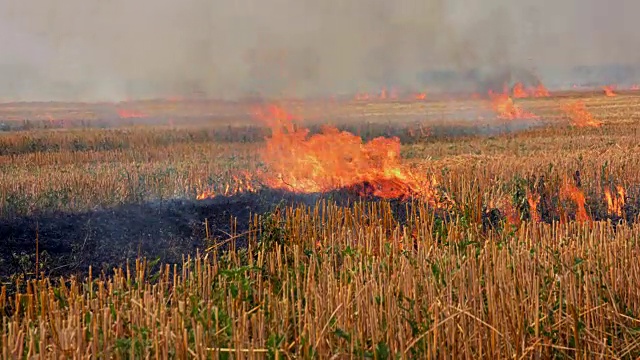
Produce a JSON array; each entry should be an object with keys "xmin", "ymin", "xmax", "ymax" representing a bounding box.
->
[{"xmin": 0, "ymin": 0, "xmax": 638, "ymax": 102}]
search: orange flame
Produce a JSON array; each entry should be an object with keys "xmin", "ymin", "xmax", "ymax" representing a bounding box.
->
[
  {"xmin": 527, "ymin": 192, "xmax": 541, "ymax": 223},
  {"xmin": 414, "ymin": 92, "xmax": 427, "ymax": 100},
  {"xmin": 512, "ymin": 83, "xmax": 528, "ymax": 98},
  {"xmin": 198, "ymin": 105, "xmax": 447, "ymax": 206},
  {"xmin": 560, "ymin": 181, "xmax": 590, "ymax": 222},
  {"xmin": 257, "ymin": 105, "xmax": 442, "ymax": 202},
  {"xmin": 604, "ymin": 185, "xmax": 625, "ymax": 217},
  {"xmin": 533, "ymin": 84, "xmax": 550, "ymax": 97},
  {"xmin": 196, "ymin": 173, "xmax": 258, "ymax": 200},
  {"xmin": 562, "ymin": 101, "xmax": 602, "ymax": 127},
  {"xmin": 603, "ymin": 86, "xmax": 616, "ymax": 97},
  {"xmin": 489, "ymin": 92, "xmax": 538, "ymax": 120}
]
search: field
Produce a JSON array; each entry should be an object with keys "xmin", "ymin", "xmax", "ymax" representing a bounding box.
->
[{"xmin": 1, "ymin": 89, "xmax": 640, "ymax": 358}]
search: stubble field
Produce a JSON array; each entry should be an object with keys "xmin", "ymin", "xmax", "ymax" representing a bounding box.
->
[{"xmin": 1, "ymin": 90, "xmax": 640, "ymax": 358}]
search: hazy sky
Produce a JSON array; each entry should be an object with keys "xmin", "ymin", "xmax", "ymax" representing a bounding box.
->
[{"xmin": 0, "ymin": 0, "xmax": 637, "ymax": 101}]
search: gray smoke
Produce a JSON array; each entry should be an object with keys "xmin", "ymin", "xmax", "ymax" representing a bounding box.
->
[{"xmin": 0, "ymin": 0, "xmax": 638, "ymax": 102}]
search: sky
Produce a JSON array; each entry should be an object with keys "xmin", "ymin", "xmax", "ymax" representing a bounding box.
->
[{"xmin": 0, "ymin": 0, "xmax": 638, "ymax": 101}]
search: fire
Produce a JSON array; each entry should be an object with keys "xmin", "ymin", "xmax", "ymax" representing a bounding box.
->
[
  {"xmin": 560, "ymin": 180, "xmax": 590, "ymax": 222},
  {"xmin": 604, "ymin": 185, "xmax": 625, "ymax": 217},
  {"xmin": 414, "ymin": 92, "xmax": 427, "ymax": 100},
  {"xmin": 512, "ymin": 83, "xmax": 528, "ymax": 98},
  {"xmin": 196, "ymin": 173, "xmax": 257, "ymax": 200},
  {"xmin": 488, "ymin": 92, "xmax": 538, "ymax": 120},
  {"xmin": 527, "ymin": 191, "xmax": 541, "ymax": 222},
  {"xmin": 603, "ymin": 86, "xmax": 616, "ymax": 97},
  {"xmin": 533, "ymin": 84, "xmax": 550, "ymax": 97},
  {"xmin": 117, "ymin": 109, "xmax": 147, "ymax": 119},
  {"xmin": 198, "ymin": 105, "xmax": 446, "ymax": 206},
  {"xmin": 562, "ymin": 101, "xmax": 602, "ymax": 127}
]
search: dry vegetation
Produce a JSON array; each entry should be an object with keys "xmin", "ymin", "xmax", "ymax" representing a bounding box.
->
[{"xmin": 2, "ymin": 92, "xmax": 640, "ymax": 358}]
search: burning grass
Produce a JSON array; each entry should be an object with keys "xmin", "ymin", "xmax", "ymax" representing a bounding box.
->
[{"xmin": 2, "ymin": 92, "xmax": 640, "ymax": 357}]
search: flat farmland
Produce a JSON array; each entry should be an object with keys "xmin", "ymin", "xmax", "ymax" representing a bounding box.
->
[{"xmin": 1, "ymin": 91, "xmax": 640, "ymax": 358}]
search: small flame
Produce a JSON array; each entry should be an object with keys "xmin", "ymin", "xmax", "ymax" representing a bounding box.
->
[
  {"xmin": 414, "ymin": 92, "xmax": 427, "ymax": 100},
  {"xmin": 489, "ymin": 91, "xmax": 538, "ymax": 120},
  {"xmin": 604, "ymin": 185, "xmax": 625, "ymax": 217},
  {"xmin": 603, "ymin": 86, "xmax": 616, "ymax": 97},
  {"xmin": 527, "ymin": 191, "xmax": 541, "ymax": 222},
  {"xmin": 562, "ymin": 101, "xmax": 602, "ymax": 127},
  {"xmin": 196, "ymin": 173, "xmax": 258, "ymax": 200},
  {"xmin": 560, "ymin": 181, "xmax": 590, "ymax": 222},
  {"xmin": 533, "ymin": 84, "xmax": 550, "ymax": 97},
  {"xmin": 512, "ymin": 83, "xmax": 528, "ymax": 98}
]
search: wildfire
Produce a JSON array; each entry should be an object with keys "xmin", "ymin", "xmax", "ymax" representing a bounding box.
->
[
  {"xmin": 603, "ymin": 86, "xmax": 616, "ymax": 97},
  {"xmin": 489, "ymin": 92, "xmax": 538, "ymax": 120},
  {"xmin": 198, "ymin": 105, "xmax": 446, "ymax": 206},
  {"xmin": 604, "ymin": 185, "xmax": 625, "ymax": 217},
  {"xmin": 414, "ymin": 92, "xmax": 427, "ymax": 100},
  {"xmin": 562, "ymin": 101, "xmax": 602, "ymax": 127},
  {"xmin": 560, "ymin": 180, "xmax": 590, "ymax": 222}
]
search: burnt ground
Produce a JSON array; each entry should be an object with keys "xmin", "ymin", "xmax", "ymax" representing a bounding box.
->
[
  {"xmin": 0, "ymin": 189, "xmax": 310, "ymax": 284},
  {"xmin": 1, "ymin": 179, "xmax": 638, "ymax": 289}
]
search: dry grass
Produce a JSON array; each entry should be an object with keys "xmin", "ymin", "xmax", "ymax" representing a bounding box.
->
[
  {"xmin": 2, "ymin": 93, "xmax": 640, "ymax": 357},
  {"xmin": 2, "ymin": 202, "xmax": 640, "ymax": 358}
]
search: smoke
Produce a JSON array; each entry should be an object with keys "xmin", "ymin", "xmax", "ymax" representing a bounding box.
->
[{"xmin": 0, "ymin": 0, "xmax": 638, "ymax": 102}]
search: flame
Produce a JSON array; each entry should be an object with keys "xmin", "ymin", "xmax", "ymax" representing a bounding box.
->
[
  {"xmin": 414, "ymin": 92, "xmax": 427, "ymax": 100},
  {"xmin": 560, "ymin": 180, "xmax": 590, "ymax": 222},
  {"xmin": 562, "ymin": 101, "xmax": 602, "ymax": 127},
  {"xmin": 604, "ymin": 185, "xmax": 625, "ymax": 217},
  {"xmin": 527, "ymin": 191, "xmax": 541, "ymax": 222},
  {"xmin": 603, "ymin": 86, "xmax": 616, "ymax": 97},
  {"xmin": 199, "ymin": 105, "xmax": 447, "ymax": 206},
  {"xmin": 117, "ymin": 109, "xmax": 147, "ymax": 119},
  {"xmin": 196, "ymin": 173, "xmax": 258, "ymax": 200},
  {"xmin": 489, "ymin": 92, "xmax": 538, "ymax": 120},
  {"xmin": 533, "ymin": 84, "xmax": 550, "ymax": 97},
  {"xmin": 512, "ymin": 83, "xmax": 528, "ymax": 98}
]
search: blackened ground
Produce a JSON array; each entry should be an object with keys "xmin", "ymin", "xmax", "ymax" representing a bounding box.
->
[
  {"xmin": 1, "ymin": 183, "xmax": 637, "ymax": 288},
  {"xmin": 0, "ymin": 190, "xmax": 304, "ymax": 284}
]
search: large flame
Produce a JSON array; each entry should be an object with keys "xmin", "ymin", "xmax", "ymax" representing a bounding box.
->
[
  {"xmin": 199, "ymin": 105, "xmax": 446, "ymax": 206},
  {"xmin": 562, "ymin": 101, "xmax": 602, "ymax": 127}
]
